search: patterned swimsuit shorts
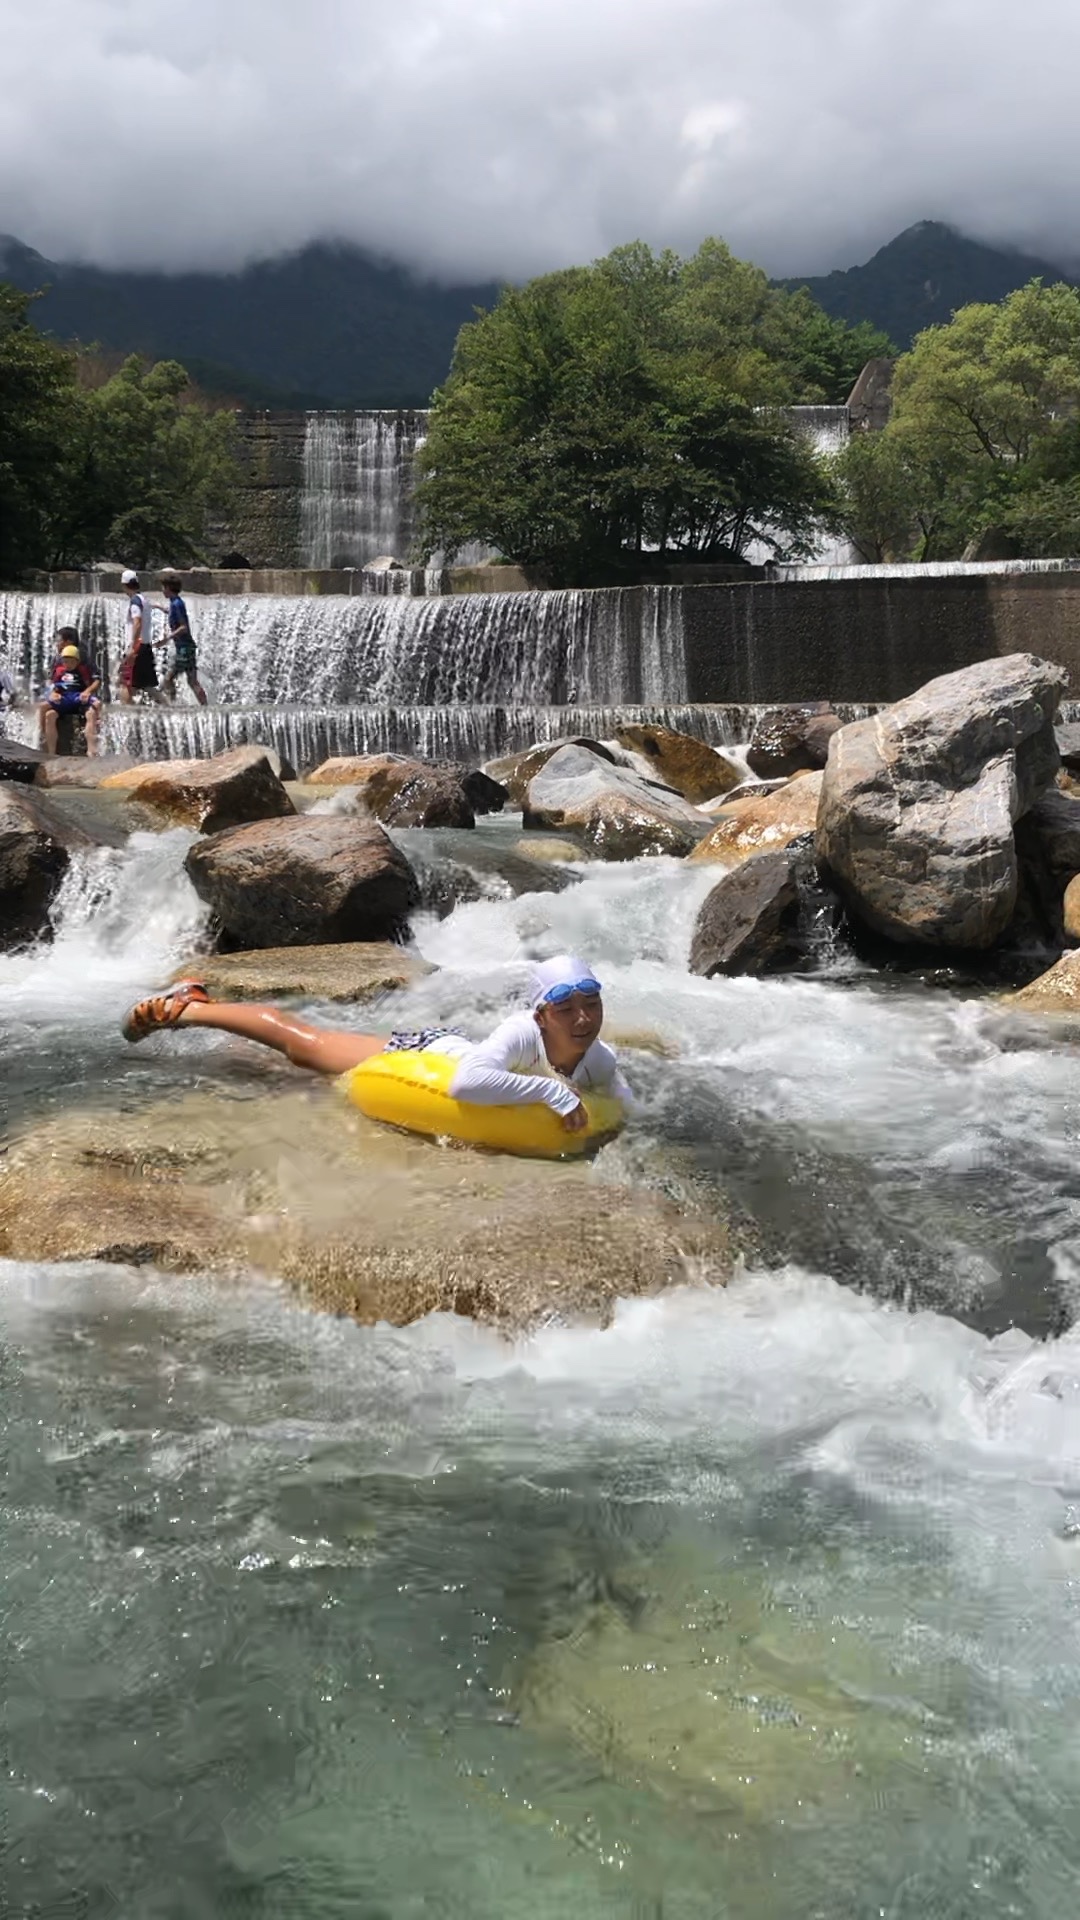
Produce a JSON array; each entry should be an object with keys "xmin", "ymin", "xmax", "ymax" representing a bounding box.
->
[{"xmin": 384, "ymin": 1026, "xmax": 465, "ymax": 1053}]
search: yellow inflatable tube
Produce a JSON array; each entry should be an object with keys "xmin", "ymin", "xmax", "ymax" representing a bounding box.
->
[{"xmin": 341, "ymin": 1047, "xmax": 624, "ymax": 1159}]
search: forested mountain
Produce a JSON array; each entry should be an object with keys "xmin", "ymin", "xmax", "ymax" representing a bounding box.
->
[
  {"xmin": 0, "ymin": 235, "xmax": 500, "ymax": 407},
  {"xmin": 778, "ymin": 221, "xmax": 1075, "ymax": 349}
]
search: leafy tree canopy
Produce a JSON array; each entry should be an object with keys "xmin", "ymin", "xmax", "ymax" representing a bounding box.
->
[
  {"xmin": 0, "ymin": 283, "xmax": 241, "ymax": 579},
  {"xmin": 835, "ymin": 279, "xmax": 1080, "ymax": 561},
  {"xmin": 415, "ymin": 240, "xmax": 882, "ymax": 584}
]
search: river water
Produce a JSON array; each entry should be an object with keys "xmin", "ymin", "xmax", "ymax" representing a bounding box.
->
[{"xmin": 5, "ymin": 823, "xmax": 1080, "ymax": 1917}]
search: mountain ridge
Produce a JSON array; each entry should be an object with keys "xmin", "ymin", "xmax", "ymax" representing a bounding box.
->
[{"xmin": 3, "ymin": 220, "xmax": 1077, "ymax": 408}]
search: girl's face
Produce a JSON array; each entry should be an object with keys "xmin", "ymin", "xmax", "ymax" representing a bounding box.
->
[{"xmin": 535, "ymin": 991, "xmax": 604, "ymax": 1052}]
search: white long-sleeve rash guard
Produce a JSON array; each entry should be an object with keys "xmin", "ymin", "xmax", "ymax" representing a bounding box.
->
[{"xmin": 438, "ymin": 1011, "xmax": 633, "ymax": 1118}]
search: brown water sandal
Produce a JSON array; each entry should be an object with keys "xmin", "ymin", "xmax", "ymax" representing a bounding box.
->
[{"xmin": 122, "ymin": 980, "xmax": 210, "ymax": 1043}]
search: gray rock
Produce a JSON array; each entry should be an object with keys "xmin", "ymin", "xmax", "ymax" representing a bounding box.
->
[
  {"xmin": 1056, "ymin": 724, "xmax": 1080, "ymax": 773},
  {"xmin": 747, "ymin": 703, "xmax": 842, "ymax": 779},
  {"xmin": 524, "ymin": 743, "xmax": 706, "ymax": 859},
  {"xmin": 1021, "ymin": 788, "xmax": 1080, "ymax": 879},
  {"xmin": 816, "ymin": 654, "xmax": 1065, "ymax": 949},
  {"xmin": 0, "ymin": 785, "xmax": 95, "ymax": 949},
  {"xmin": 185, "ymin": 815, "xmax": 420, "ymax": 949},
  {"xmin": 485, "ymin": 738, "xmax": 619, "ymax": 809},
  {"xmin": 690, "ymin": 847, "xmax": 804, "ymax": 977},
  {"xmin": 0, "ymin": 737, "xmax": 46, "ymax": 785},
  {"xmin": 307, "ymin": 753, "xmax": 479, "ymax": 828}
]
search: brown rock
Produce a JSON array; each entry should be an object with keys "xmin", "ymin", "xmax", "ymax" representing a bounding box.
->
[
  {"xmin": 101, "ymin": 745, "xmax": 294, "ymax": 833},
  {"xmin": 614, "ymin": 724, "xmax": 742, "ymax": 803},
  {"xmin": 1065, "ymin": 875, "xmax": 1080, "ymax": 944},
  {"xmin": 1003, "ymin": 949, "xmax": 1080, "ymax": 1016},
  {"xmin": 513, "ymin": 835, "xmax": 588, "ymax": 864},
  {"xmin": 185, "ymin": 814, "xmax": 420, "ymax": 949},
  {"xmin": 307, "ymin": 753, "xmax": 476, "ymax": 828},
  {"xmin": 172, "ymin": 941, "xmax": 434, "ymax": 1002},
  {"xmin": 0, "ymin": 1090, "xmax": 746, "ymax": 1330},
  {"xmin": 690, "ymin": 847, "xmax": 806, "ymax": 977},
  {"xmin": 689, "ymin": 772, "xmax": 823, "ymax": 866},
  {"xmin": 746, "ymin": 703, "xmax": 842, "ymax": 779},
  {"xmin": 0, "ymin": 785, "xmax": 95, "ymax": 949}
]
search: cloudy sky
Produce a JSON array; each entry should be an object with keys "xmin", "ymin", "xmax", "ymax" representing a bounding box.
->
[{"xmin": 3, "ymin": 0, "xmax": 1077, "ymax": 282}]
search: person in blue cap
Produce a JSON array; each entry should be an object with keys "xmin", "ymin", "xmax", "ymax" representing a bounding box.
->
[{"xmin": 121, "ymin": 954, "xmax": 630, "ymax": 1134}]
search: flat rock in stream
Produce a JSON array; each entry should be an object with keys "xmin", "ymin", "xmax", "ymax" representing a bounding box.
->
[
  {"xmin": 0, "ymin": 1089, "xmax": 745, "ymax": 1330},
  {"xmin": 0, "ymin": 737, "xmax": 47, "ymax": 784},
  {"xmin": 171, "ymin": 942, "xmax": 434, "ymax": 1002},
  {"xmin": 35, "ymin": 753, "xmax": 140, "ymax": 788}
]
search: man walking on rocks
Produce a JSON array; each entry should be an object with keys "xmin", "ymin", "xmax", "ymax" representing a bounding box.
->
[{"xmin": 118, "ymin": 570, "xmax": 162, "ymax": 704}]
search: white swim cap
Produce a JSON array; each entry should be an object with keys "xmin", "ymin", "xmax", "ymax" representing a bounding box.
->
[{"xmin": 529, "ymin": 954, "xmax": 603, "ymax": 1007}]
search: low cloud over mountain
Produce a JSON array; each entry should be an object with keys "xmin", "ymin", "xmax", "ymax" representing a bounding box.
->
[{"xmin": 3, "ymin": 0, "xmax": 1077, "ymax": 282}]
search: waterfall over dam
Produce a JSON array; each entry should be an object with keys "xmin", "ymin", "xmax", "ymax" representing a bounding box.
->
[{"xmin": 290, "ymin": 405, "xmax": 855, "ymax": 573}]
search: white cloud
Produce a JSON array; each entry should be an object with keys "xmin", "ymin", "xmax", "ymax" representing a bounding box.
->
[{"xmin": 2, "ymin": 0, "xmax": 1077, "ymax": 280}]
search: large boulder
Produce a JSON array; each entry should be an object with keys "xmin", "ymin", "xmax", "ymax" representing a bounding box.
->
[
  {"xmin": 102, "ymin": 746, "xmax": 294, "ymax": 833},
  {"xmin": 0, "ymin": 786, "xmax": 94, "ymax": 949},
  {"xmin": 613, "ymin": 724, "xmax": 742, "ymax": 803},
  {"xmin": 816, "ymin": 655, "xmax": 1066, "ymax": 949},
  {"xmin": 0, "ymin": 737, "xmax": 46, "ymax": 785},
  {"xmin": 184, "ymin": 815, "xmax": 419, "ymax": 949},
  {"xmin": 689, "ymin": 772, "xmax": 823, "ymax": 866},
  {"xmin": 746, "ymin": 703, "xmax": 843, "ymax": 779},
  {"xmin": 523, "ymin": 743, "xmax": 705, "ymax": 859},
  {"xmin": 485, "ymin": 738, "xmax": 619, "ymax": 809},
  {"xmin": 690, "ymin": 847, "xmax": 807, "ymax": 977}
]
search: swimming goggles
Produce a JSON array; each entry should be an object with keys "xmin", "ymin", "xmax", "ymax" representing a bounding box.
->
[{"xmin": 541, "ymin": 978, "xmax": 602, "ymax": 1005}]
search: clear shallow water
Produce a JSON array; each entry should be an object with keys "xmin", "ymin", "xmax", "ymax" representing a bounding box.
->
[{"xmin": 4, "ymin": 826, "xmax": 1080, "ymax": 1914}]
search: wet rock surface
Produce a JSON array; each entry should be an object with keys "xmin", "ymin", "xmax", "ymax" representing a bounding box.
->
[
  {"xmin": 613, "ymin": 723, "xmax": 742, "ymax": 802},
  {"xmin": 307, "ymin": 755, "xmax": 506, "ymax": 828},
  {"xmin": 34, "ymin": 753, "xmax": 140, "ymax": 788},
  {"xmin": 0, "ymin": 785, "xmax": 95, "ymax": 949},
  {"xmin": 0, "ymin": 737, "xmax": 47, "ymax": 784},
  {"xmin": 485, "ymin": 738, "xmax": 618, "ymax": 808},
  {"xmin": 524, "ymin": 743, "xmax": 706, "ymax": 858},
  {"xmin": 816, "ymin": 654, "xmax": 1065, "ymax": 949},
  {"xmin": 690, "ymin": 845, "xmax": 810, "ymax": 977},
  {"xmin": 185, "ymin": 814, "xmax": 419, "ymax": 949},
  {"xmin": 689, "ymin": 772, "xmax": 823, "ymax": 866},
  {"xmin": 0, "ymin": 1089, "xmax": 744, "ymax": 1330},
  {"xmin": 101, "ymin": 745, "xmax": 295, "ymax": 833},
  {"xmin": 746, "ymin": 702, "xmax": 842, "ymax": 779}
]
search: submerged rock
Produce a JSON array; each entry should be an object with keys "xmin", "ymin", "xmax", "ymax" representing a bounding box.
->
[
  {"xmin": 690, "ymin": 845, "xmax": 807, "ymax": 977},
  {"xmin": 101, "ymin": 745, "xmax": 294, "ymax": 833},
  {"xmin": 0, "ymin": 785, "xmax": 93, "ymax": 949},
  {"xmin": 613, "ymin": 723, "xmax": 742, "ymax": 803},
  {"xmin": 172, "ymin": 941, "xmax": 434, "ymax": 1002},
  {"xmin": 816, "ymin": 654, "xmax": 1065, "ymax": 949},
  {"xmin": 524, "ymin": 743, "xmax": 705, "ymax": 858},
  {"xmin": 0, "ymin": 1089, "xmax": 742, "ymax": 1330},
  {"xmin": 689, "ymin": 772, "xmax": 823, "ymax": 866},
  {"xmin": 185, "ymin": 815, "xmax": 419, "ymax": 948}
]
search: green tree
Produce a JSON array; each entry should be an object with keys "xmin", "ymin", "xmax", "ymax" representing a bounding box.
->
[
  {"xmin": 416, "ymin": 241, "xmax": 853, "ymax": 584},
  {"xmin": 48, "ymin": 356, "xmax": 239, "ymax": 569},
  {"xmin": 0, "ymin": 285, "xmax": 79, "ymax": 579},
  {"xmin": 836, "ymin": 279, "xmax": 1080, "ymax": 560}
]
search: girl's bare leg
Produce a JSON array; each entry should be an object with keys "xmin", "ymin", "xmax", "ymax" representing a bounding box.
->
[{"xmin": 175, "ymin": 1001, "xmax": 386, "ymax": 1074}]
